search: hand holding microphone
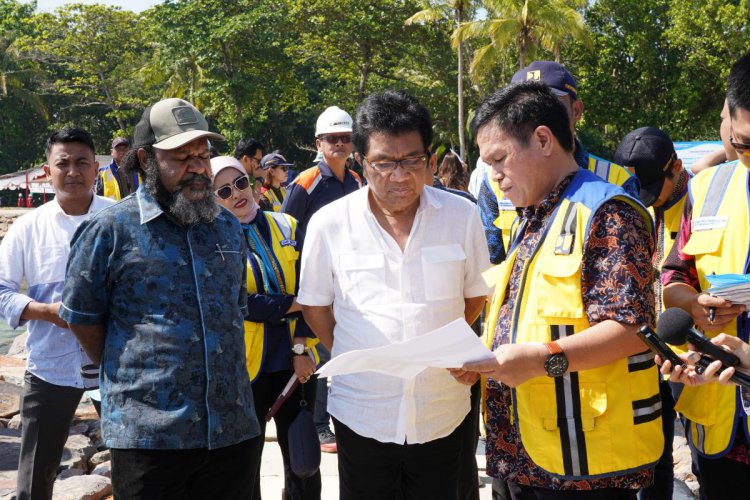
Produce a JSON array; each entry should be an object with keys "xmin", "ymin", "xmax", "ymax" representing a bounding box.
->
[{"xmin": 654, "ymin": 307, "xmax": 750, "ymax": 388}]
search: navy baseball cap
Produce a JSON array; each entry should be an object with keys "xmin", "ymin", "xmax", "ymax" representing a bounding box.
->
[
  {"xmin": 613, "ymin": 127, "xmax": 676, "ymax": 207},
  {"xmin": 511, "ymin": 61, "xmax": 578, "ymax": 100},
  {"xmin": 260, "ymin": 152, "xmax": 293, "ymax": 170}
]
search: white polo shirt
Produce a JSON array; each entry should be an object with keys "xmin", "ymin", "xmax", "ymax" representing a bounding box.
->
[{"xmin": 298, "ymin": 186, "xmax": 491, "ymax": 444}]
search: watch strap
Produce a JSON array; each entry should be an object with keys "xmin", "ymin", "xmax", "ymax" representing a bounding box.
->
[{"xmin": 544, "ymin": 341, "xmax": 563, "ymax": 355}]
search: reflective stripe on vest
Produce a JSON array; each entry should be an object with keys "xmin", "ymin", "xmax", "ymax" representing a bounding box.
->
[
  {"xmin": 483, "ymin": 169, "xmax": 662, "ymax": 478},
  {"xmin": 674, "ymin": 161, "xmax": 750, "ymax": 457},
  {"xmin": 244, "ymin": 212, "xmax": 318, "ymax": 382}
]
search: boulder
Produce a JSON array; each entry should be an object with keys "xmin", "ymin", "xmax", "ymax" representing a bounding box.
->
[
  {"xmin": 7, "ymin": 414, "xmax": 21, "ymax": 430},
  {"xmin": 57, "ymin": 468, "xmax": 84, "ymax": 480},
  {"xmin": 0, "ymin": 381, "xmax": 22, "ymax": 418},
  {"xmin": 59, "ymin": 434, "xmax": 97, "ymax": 473},
  {"xmin": 88, "ymin": 450, "xmax": 110, "ymax": 469},
  {"xmin": 7, "ymin": 333, "xmax": 28, "ymax": 358},
  {"xmin": 90, "ymin": 461, "xmax": 111, "ymax": 478},
  {"xmin": 68, "ymin": 424, "xmax": 89, "ymax": 436},
  {"xmin": 0, "ymin": 470, "xmax": 17, "ymax": 500},
  {"xmin": 52, "ymin": 474, "xmax": 111, "ymax": 500}
]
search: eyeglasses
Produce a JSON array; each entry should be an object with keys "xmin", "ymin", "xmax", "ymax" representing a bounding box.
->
[
  {"xmin": 214, "ymin": 175, "xmax": 251, "ymax": 200},
  {"xmin": 364, "ymin": 154, "xmax": 429, "ymax": 173},
  {"xmin": 729, "ymin": 129, "xmax": 750, "ymax": 156},
  {"xmin": 318, "ymin": 134, "xmax": 352, "ymax": 145}
]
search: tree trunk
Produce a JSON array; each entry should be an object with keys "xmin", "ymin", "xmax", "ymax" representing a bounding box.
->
[
  {"xmin": 518, "ymin": 35, "xmax": 527, "ymax": 69},
  {"xmin": 456, "ymin": 6, "xmax": 466, "ymax": 163},
  {"xmin": 359, "ymin": 44, "xmax": 371, "ymax": 100},
  {"xmin": 218, "ymin": 40, "xmax": 244, "ymax": 133},
  {"xmin": 97, "ymin": 70, "xmax": 126, "ymax": 132}
]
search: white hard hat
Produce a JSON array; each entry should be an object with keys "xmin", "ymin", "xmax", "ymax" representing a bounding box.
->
[{"xmin": 315, "ymin": 106, "xmax": 353, "ymax": 137}]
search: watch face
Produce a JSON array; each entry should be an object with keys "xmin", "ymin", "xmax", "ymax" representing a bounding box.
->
[
  {"xmin": 292, "ymin": 345, "xmax": 306, "ymax": 355},
  {"xmin": 545, "ymin": 354, "xmax": 569, "ymax": 377}
]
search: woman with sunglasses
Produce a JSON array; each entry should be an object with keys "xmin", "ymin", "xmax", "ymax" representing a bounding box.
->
[
  {"xmin": 210, "ymin": 156, "xmax": 321, "ymax": 500},
  {"xmin": 259, "ymin": 152, "xmax": 293, "ymax": 212}
]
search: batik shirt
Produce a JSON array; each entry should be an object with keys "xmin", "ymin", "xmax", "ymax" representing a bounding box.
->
[{"xmin": 486, "ymin": 172, "xmax": 656, "ymax": 489}]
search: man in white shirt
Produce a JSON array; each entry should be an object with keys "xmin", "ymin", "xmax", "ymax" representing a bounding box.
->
[
  {"xmin": 0, "ymin": 128, "xmax": 114, "ymax": 500},
  {"xmin": 298, "ymin": 90, "xmax": 491, "ymax": 500}
]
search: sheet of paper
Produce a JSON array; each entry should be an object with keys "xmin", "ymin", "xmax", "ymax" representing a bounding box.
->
[{"xmin": 316, "ymin": 318, "xmax": 495, "ymax": 379}]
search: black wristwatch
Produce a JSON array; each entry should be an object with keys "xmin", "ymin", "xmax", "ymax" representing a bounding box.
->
[{"xmin": 543, "ymin": 341, "xmax": 568, "ymax": 377}]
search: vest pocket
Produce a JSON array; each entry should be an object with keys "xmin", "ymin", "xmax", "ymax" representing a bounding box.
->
[
  {"xmin": 681, "ymin": 227, "xmax": 724, "ymax": 256},
  {"xmin": 534, "ymin": 254, "xmax": 584, "ymax": 318}
]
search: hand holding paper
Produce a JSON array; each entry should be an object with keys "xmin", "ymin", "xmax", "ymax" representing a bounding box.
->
[{"xmin": 316, "ymin": 318, "xmax": 494, "ymax": 379}]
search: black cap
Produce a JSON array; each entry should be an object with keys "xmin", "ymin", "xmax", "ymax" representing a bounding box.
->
[{"xmin": 613, "ymin": 127, "xmax": 676, "ymax": 207}]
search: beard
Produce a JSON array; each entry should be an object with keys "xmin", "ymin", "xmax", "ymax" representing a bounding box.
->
[{"xmin": 143, "ymin": 156, "xmax": 220, "ymax": 226}]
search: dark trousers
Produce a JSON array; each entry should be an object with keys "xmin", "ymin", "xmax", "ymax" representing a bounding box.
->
[
  {"xmin": 16, "ymin": 371, "xmax": 85, "ymax": 500},
  {"xmin": 499, "ymin": 481, "xmax": 637, "ymax": 500},
  {"xmin": 251, "ymin": 370, "xmax": 321, "ymax": 500},
  {"xmin": 638, "ymin": 380, "xmax": 675, "ymax": 500},
  {"xmin": 110, "ymin": 437, "xmax": 260, "ymax": 500},
  {"xmin": 695, "ymin": 430, "xmax": 750, "ymax": 500},
  {"xmin": 457, "ymin": 381, "xmax": 481, "ymax": 500},
  {"xmin": 333, "ymin": 416, "xmax": 463, "ymax": 500},
  {"xmin": 312, "ymin": 346, "xmax": 330, "ymax": 432}
]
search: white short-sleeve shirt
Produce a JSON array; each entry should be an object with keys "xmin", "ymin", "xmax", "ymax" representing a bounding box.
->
[{"xmin": 298, "ymin": 186, "xmax": 491, "ymax": 444}]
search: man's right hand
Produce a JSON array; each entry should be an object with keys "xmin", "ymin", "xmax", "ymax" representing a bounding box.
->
[
  {"xmin": 690, "ymin": 293, "xmax": 745, "ymax": 333},
  {"xmin": 21, "ymin": 301, "xmax": 69, "ymax": 329}
]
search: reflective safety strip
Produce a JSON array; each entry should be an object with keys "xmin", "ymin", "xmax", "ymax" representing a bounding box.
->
[
  {"xmin": 555, "ymin": 202, "xmax": 577, "ymax": 255},
  {"xmin": 689, "ymin": 422, "xmax": 706, "ymax": 454},
  {"xmin": 701, "ymin": 165, "xmax": 734, "ymax": 218},
  {"xmin": 551, "ymin": 325, "xmax": 589, "ymax": 477},
  {"xmin": 268, "ymin": 212, "xmax": 293, "ymax": 241},
  {"xmin": 628, "ymin": 350, "xmax": 656, "ymax": 372},
  {"xmin": 632, "ymin": 393, "xmax": 662, "ymax": 425},
  {"xmin": 594, "ymin": 159, "xmax": 611, "ymax": 182}
]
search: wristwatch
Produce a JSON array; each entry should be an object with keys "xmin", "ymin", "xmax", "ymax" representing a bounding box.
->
[
  {"xmin": 543, "ymin": 341, "xmax": 568, "ymax": 377},
  {"xmin": 291, "ymin": 344, "xmax": 309, "ymax": 356}
]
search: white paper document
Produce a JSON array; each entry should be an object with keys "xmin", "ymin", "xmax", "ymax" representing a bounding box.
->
[
  {"xmin": 316, "ymin": 318, "xmax": 495, "ymax": 379},
  {"xmin": 706, "ymin": 273, "xmax": 750, "ymax": 308}
]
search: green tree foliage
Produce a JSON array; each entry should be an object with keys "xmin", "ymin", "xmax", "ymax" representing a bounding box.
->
[{"xmin": 453, "ymin": 0, "xmax": 588, "ymax": 82}]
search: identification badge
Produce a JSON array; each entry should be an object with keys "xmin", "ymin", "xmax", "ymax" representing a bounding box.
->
[
  {"xmin": 280, "ymin": 239, "xmax": 297, "ymax": 247},
  {"xmin": 692, "ymin": 216, "xmax": 728, "ymax": 232},
  {"xmin": 498, "ymin": 199, "xmax": 516, "ymax": 211}
]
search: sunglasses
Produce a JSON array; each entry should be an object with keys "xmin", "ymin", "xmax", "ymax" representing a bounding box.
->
[
  {"xmin": 319, "ymin": 134, "xmax": 352, "ymax": 145},
  {"xmin": 730, "ymin": 129, "xmax": 750, "ymax": 156},
  {"xmin": 214, "ymin": 175, "xmax": 251, "ymax": 200}
]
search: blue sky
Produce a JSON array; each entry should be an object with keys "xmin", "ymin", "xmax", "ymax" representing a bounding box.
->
[{"xmin": 24, "ymin": 0, "xmax": 161, "ymax": 13}]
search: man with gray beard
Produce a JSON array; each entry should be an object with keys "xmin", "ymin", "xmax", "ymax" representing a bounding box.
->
[{"xmin": 59, "ymin": 98, "xmax": 261, "ymax": 500}]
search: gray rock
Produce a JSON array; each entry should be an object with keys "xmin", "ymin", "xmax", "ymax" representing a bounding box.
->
[
  {"xmin": 7, "ymin": 414, "xmax": 21, "ymax": 430},
  {"xmin": 90, "ymin": 461, "xmax": 111, "ymax": 478},
  {"xmin": 57, "ymin": 468, "xmax": 84, "ymax": 480},
  {"xmin": 68, "ymin": 424, "xmax": 88, "ymax": 435},
  {"xmin": 7, "ymin": 332, "xmax": 27, "ymax": 358},
  {"xmin": 52, "ymin": 474, "xmax": 111, "ymax": 500},
  {"xmin": 88, "ymin": 450, "xmax": 110, "ymax": 469},
  {"xmin": 0, "ymin": 430, "xmax": 20, "ymax": 497},
  {"xmin": 0, "ymin": 418, "xmax": 7, "ymax": 428},
  {"xmin": 59, "ymin": 434, "xmax": 96, "ymax": 473},
  {"xmin": 0, "ymin": 381, "xmax": 22, "ymax": 418}
]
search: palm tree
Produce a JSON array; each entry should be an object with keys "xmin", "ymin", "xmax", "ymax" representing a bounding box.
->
[
  {"xmin": 406, "ymin": 0, "xmax": 473, "ymax": 162},
  {"xmin": 452, "ymin": 0, "xmax": 588, "ymax": 82}
]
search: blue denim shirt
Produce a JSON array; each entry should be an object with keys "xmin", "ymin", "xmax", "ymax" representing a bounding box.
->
[{"xmin": 60, "ymin": 187, "xmax": 260, "ymax": 450}]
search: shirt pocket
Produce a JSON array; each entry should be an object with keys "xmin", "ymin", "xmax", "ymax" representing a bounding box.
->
[
  {"xmin": 422, "ymin": 244, "xmax": 466, "ymax": 301},
  {"xmin": 339, "ymin": 253, "xmax": 387, "ymax": 305},
  {"xmin": 32, "ymin": 244, "xmax": 68, "ymax": 284},
  {"xmin": 680, "ymin": 227, "xmax": 724, "ymax": 256}
]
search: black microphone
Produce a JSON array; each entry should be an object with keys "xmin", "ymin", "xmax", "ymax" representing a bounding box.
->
[
  {"xmin": 658, "ymin": 307, "xmax": 750, "ymax": 389},
  {"xmin": 657, "ymin": 308, "xmax": 740, "ymax": 367}
]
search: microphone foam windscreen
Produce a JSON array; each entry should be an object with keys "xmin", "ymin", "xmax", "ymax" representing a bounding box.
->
[{"xmin": 656, "ymin": 307, "xmax": 694, "ymax": 345}]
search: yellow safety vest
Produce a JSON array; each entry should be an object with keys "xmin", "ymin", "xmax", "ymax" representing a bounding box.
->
[
  {"xmin": 491, "ymin": 156, "xmax": 636, "ymax": 254},
  {"xmin": 244, "ymin": 211, "xmax": 318, "ymax": 382},
  {"xmin": 673, "ymin": 160, "xmax": 750, "ymax": 457},
  {"xmin": 99, "ymin": 165, "xmax": 123, "ymax": 200},
  {"xmin": 484, "ymin": 169, "xmax": 663, "ymax": 479},
  {"xmin": 262, "ymin": 186, "xmax": 286, "ymax": 213}
]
